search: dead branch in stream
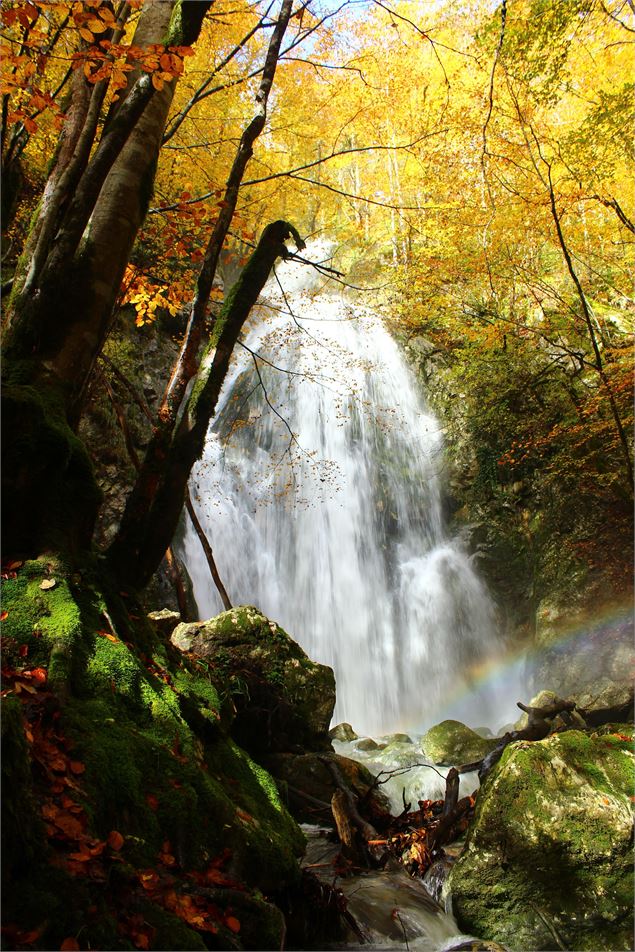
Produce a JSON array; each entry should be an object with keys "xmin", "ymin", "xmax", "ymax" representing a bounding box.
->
[{"xmin": 329, "ymin": 695, "xmax": 590, "ymax": 883}]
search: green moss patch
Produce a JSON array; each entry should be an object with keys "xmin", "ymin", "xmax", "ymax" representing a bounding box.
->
[
  {"xmin": 2, "ymin": 563, "xmax": 304, "ymax": 951},
  {"xmin": 449, "ymin": 730, "xmax": 635, "ymax": 951}
]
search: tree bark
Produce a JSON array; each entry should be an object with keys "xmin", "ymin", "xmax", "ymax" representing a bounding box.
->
[{"xmin": 4, "ymin": 1, "xmax": 212, "ymax": 422}]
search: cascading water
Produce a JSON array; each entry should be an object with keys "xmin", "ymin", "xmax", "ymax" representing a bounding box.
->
[{"xmin": 181, "ymin": 242, "xmax": 517, "ymax": 737}]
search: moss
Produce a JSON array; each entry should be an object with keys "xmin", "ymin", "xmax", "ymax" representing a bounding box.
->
[
  {"xmin": 2, "ymin": 378, "xmax": 101, "ymax": 556},
  {"xmin": 449, "ymin": 730, "xmax": 634, "ymax": 950}
]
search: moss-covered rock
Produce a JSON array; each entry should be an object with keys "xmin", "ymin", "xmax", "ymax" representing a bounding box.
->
[
  {"xmin": 448, "ymin": 729, "xmax": 635, "ymax": 951},
  {"xmin": 2, "ymin": 560, "xmax": 305, "ymax": 951},
  {"xmin": 422, "ymin": 719, "xmax": 498, "ymax": 765},
  {"xmin": 171, "ymin": 606, "xmax": 336, "ymax": 756},
  {"xmin": 329, "ymin": 722, "xmax": 358, "ymax": 742}
]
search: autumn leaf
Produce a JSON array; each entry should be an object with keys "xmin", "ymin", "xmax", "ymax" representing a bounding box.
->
[
  {"xmin": 107, "ymin": 830, "xmax": 124, "ymax": 850},
  {"xmin": 40, "ymin": 578, "xmax": 56, "ymax": 590},
  {"xmin": 60, "ymin": 939, "xmax": 80, "ymax": 951},
  {"xmin": 0, "ymin": 611, "xmax": 8, "ymax": 621},
  {"xmin": 225, "ymin": 916, "xmax": 241, "ymax": 934},
  {"xmin": 69, "ymin": 761, "xmax": 86, "ymax": 775},
  {"xmin": 146, "ymin": 793, "xmax": 159, "ymax": 811}
]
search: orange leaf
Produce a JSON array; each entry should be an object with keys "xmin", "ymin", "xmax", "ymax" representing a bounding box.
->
[
  {"xmin": 79, "ymin": 27, "xmax": 94, "ymax": 41},
  {"xmin": 225, "ymin": 916, "xmax": 240, "ymax": 934},
  {"xmin": 68, "ymin": 850, "xmax": 92, "ymax": 862},
  {"xmin": 30, "ymin": 667, "xmax": 48, "ymax": 683},
  {"xmin": 98, "ymin": 630, "xmax": 119, "ymax": 642},
  {"xmin": 1, "ymin": 611, "xmax": 8, "ymax": 621},
  {"xmin": 60, "ymin": 939, "xmax": 80, "ymax": 951},
  {"xmin": 70, "ymin": 761, "xmax": 86, "ymax": 775},
  {"xmin": 151, "ymin": 74, "xmax": 163, "ymax": 91},
  {"xmin": 146, "ymin": 793, "xmax": 159, "ymax": 811},
  {"xmin": 107, "ymin": 830, "xmax": 124, "ymax": 851}
]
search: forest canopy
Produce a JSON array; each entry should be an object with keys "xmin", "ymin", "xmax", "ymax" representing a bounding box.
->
[{"xmin": 1, "ymin": 0, "xmax": 633, "ymax": 589}]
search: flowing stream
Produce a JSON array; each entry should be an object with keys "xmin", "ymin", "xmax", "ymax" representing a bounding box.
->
[{"xmin": 182, "ymin": 242, "xmax": 518, "ymax": 737}]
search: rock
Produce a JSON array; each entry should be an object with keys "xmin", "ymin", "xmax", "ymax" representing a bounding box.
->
[
  {"xmin": 473, "ymin": 726, "xmax": 493, "ymax": 738},
  {"xmin": 422, "ymin": 720, "xmax": 498, "ymax": 766},
  {"xmin": 148, "ymin": 608, "xmax": 182, "ymax": 639},
  {"xmin": 269, "ymin": 751, "xmax": 390, "ymax": 824},
  {"xmin": 531, "ymin": 600, "xmax": 634, "ymax": 725},
  {"xmin": 171, "ymin": 606, "xmax": 336, "ymax": 756},
  {"xmin": 378, "ymin": 732, "xmax": 412, "ymax": 744},
  {"xmin": 422, "ymin": 857, "xmax": 453, "ymax": 904},
  {"xmin": 448, "ymin": 728, "xmax": 635, "ymax": 951},
  {"xmin": 355, "ymin": 737, "xmax": 383, "ymax": 751},
  {"xmin": 513, "ymin": 689, "xmax": 586, "ymax": 732},
  {"xmin": 329, "ymin": 722, "xmax": 358, "ymax": 742}
]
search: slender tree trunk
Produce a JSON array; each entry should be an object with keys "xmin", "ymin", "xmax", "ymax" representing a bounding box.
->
[
  {"xmin": 108, "ymin": 220, "xmax": 304, "ymax": 589},
  {"xmin": 547, "ymin": 167, "xmax": 634, "ymax": 492}
]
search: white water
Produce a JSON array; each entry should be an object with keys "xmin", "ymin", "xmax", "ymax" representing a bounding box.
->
[{"xmin": 182, "ymin": 243, "xmax": 519, "ymax": 736}]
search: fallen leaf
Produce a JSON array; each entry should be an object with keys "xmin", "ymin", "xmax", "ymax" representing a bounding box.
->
[
  {"xmin": 0, "ymin": 611, "xmax": 8, "ymax": 621},
  {"xmin": 60, "ymin": 938, "xmax": 80, "ymax": 951},
  {"xmin": 69, "ymin": 761, "xmax": 86, "ymax": 775},
  {"xmin": 30, "ymin": 667, "xmax": 48, "ymax": 684},
  {"xmin": 19, "ymin": 644, "xmax": 28, "ymax": 657},
  {"xmin": 97, "ymin": 630, "xmax": 119, "ymax": 642},
  {"xmin": 40, "ymin": 579, "xmax": 57, "ymax": 590},
  {"xmin": 146, "ymin": 793, "xmax": 159, "ymax": 811},
  {"xmin": 107, "ymin": 830, "xmax": 124, "ymax": 851},
  {"xmin": 225, "ymin": 916, "xmax": 241, "ymax": 934}
]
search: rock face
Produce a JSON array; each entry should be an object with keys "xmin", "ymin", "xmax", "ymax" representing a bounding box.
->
[
  {"xmin": 448, "ymin": 728, "xmax": 635, "ymax": 951},
  {"xmin": 422, "ymin": 719, "xmax": 498, "ymax": 765},
  {"xmin": 531, "ymin": 599, "xmax": 634, "ymax": 724},
  {"xmin": 171, "ymin": 606, "xmax": 336, "ymax": 756}
]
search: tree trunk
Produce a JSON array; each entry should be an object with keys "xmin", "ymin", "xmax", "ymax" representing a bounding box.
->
[
  {"xmin": 1, "ymin": 1, "xmax": 212, "ymax": 559},
  {"xmin": 108, "ymin": 220, "xmax": 304, "ymax": 589},
  {"xmin": 4, "ymin": 1, "xmax": 212, "ymax": 421}
]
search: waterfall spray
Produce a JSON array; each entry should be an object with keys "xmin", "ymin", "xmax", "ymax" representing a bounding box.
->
[{"xmin": 181, "ymin": 244, "xmax": 515, "ymax": 735}]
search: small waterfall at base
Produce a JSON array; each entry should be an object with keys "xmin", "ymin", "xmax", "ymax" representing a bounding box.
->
[{"xmin": 181, "ymin": 245, "xmax": 518, "ymax": 737}]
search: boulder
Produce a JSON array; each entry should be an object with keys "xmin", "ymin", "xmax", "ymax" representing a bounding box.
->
[
  {"xmin": 448, "ymin": 728, "xmax": 635, "ymax": 951},
  {"xmin": 422, "ymin": 720, "xmax": 498, "ymax": 766},
  {"xmin": 356, "ymin": 737, "xmax": 383, "ymax": 751},
  {"xmin": 329, "ymin": 722, "xmax": 358, "ymax": 742},
  {"xmin": 531, "ymin": 599, "xmax": 634, "ymax": 724},
  {"xmin": 171, "ymin": 606, "xmax": 335, "ymax": 756},
  {"xmin": 379, "ymin": 732, "xmax": 413, "ymax": 744}
]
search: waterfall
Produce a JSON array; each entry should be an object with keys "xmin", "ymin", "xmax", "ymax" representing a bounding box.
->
[{"xmin": 181, "ymin": 244, "xmax": 515, "ymax": 737}]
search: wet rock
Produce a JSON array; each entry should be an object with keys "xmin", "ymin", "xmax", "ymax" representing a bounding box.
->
[
  {"xmin": 448, "ymin": 728, "xmax": 635, "ymax": 951},
  {"xmin": 171, "ymin": 606, "xmax": 335, "ymax": 756},
  {"xmin": 329, "ymin": 722, "xmax": 358, "ymax": 742},
  {"xmin": 422, "ymin": 857, "xmax": 453, "ymax": 904},
  {"xmin": 422, "ymin": 720, "xmax": 498, "ymax": 766},
  {"xmin": 473, "ymin": 726, "xmax": 493, "ymax": 738},
  {"xmin": 356, "ymin": 737, "xmax": 382, "ymax": 751},
  {"xmin": 379, "ymin": 732, "xmax": 413, "ymax": 744}
]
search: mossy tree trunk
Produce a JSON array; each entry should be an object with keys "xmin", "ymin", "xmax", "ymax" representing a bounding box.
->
[
  {"xmin": 108, "ymin": 220, "xmax": 305, "ymax": 589},
  {"xmin": 1, "ymin": 1, "xmax": 211, "ymax": 559}
]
